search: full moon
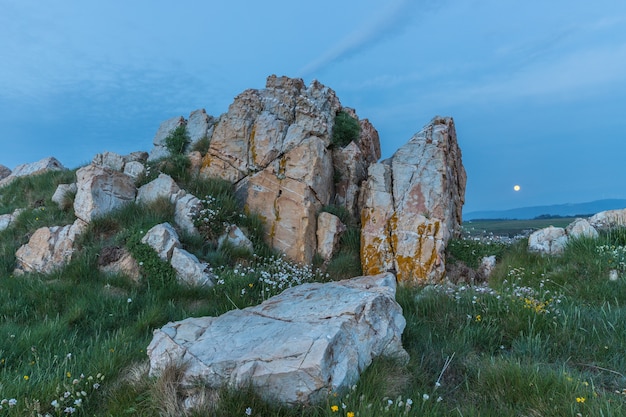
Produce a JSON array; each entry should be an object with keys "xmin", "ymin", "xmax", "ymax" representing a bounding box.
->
[{"xmin": 513, "ymin": 185, "xmax": 521, "ymax": 191}]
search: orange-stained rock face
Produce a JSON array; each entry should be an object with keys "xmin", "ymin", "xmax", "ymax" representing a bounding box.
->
[{"xmin": 359, "ymin": 116, "xmax": 466, "ymax": 285}]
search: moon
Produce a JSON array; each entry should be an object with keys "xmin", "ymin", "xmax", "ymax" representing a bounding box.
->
[{"xmin": 513, "ymin": 185, "xmax": 521, "ymax": 191}]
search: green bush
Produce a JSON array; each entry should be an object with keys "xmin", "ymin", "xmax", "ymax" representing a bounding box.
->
[
  {"xmin": 331, "ymin": 110, "xmax": 360, "ymax": 148},
  {"xmin": 164, "ymin": 125, "xmax": 190, "ymax": 155}
]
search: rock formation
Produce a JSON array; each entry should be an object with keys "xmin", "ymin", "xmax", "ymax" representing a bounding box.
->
[
  {"xmin": 360, "ymin": 116, "xmax": 466, "ymax": 284},
  {"xmin": 147, "ymin": 272, "xmax": 408, "ymax": 405},
  {"xmin": 0, "ymin": 157, "xmax": 65, "ymax": 188}
]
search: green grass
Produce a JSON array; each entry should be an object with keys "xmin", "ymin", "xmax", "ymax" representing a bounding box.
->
[
  {"xmin": 2, "ymin": 171, "xmax": 626, "ymax": 416},
  {"xmin": 463, "ymin": 217, "xmax": 579, "ymax": 237}
]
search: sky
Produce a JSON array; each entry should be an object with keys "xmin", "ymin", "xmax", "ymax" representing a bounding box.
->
[{"xmin": 1, "ymin": 0, "xmax": 625, "ymax": 214}]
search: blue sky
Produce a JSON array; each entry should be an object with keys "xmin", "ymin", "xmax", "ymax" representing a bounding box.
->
[{"xmin": 1, "ymin": 0, "xmax": 625, "ymax": 213}]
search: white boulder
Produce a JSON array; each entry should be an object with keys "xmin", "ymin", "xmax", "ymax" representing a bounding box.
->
[
  {"xmin": 528, "ymin": 226, "xmax": 568, "ymax": 255},
  {"xmin": 73, "ymin": 164, "xmax": 137, "ymax": 223},
  {"xmin": 170, "ymin": 247, "xmax": 215, "ymax": 287},
  {"xmin": 141, "ymin": 223, "xmax": 181, "ymax": 261},
  {"xmin": 147, "ymin": 273, "xmax": 408, "ymax": 405},
  {"xmin": 136, "ymin": 173, "xmax": 181, "ymax": 206}
]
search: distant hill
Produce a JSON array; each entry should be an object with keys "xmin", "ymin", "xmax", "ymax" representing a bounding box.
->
[{"xmin": 464, "ymin": 199, "xmax": 626, "ymax": 221}]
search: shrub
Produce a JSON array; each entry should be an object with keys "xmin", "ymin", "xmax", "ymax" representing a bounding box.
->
[
  {"xmin": 164, "ymin": 125, "xmax": 190, "ymax": 155},
  {"xmin": 331, "ymin": 110, "xmax": 360, "ymax": 148}
]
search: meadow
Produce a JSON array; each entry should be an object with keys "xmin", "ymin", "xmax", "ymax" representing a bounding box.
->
[{"xmin": 1, "ymin": 168, "xmax": 626, "ymax": 416}]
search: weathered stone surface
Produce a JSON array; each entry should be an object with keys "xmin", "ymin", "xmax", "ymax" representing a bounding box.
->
[
  {"xmin": 170, "ymin": 247, "xmax": 215, "ymax": 287},
  {"xmin": 148, "ymin": 116, "xmax": 186, "ymax": 162},
  {"xmin": 332, "ymin": 141, "xmax": 369, "ymax": 219},
  {"xmin": 566, "ymin": 218, "xmax": 599, "ymax": 239},
  {"xmin": 528, "ymin": 226, "xmax": 568, "ymax": 255},
  {"xmin": 0, "ymin": 164, "xmax": 11, "ymax": 180},
  {"xmin": 360, "ymin": 117, "xmax": 466, "ymax": 284},
  {"xmin": 218, "ymin": 225, "xmax": 254, "ymax": 253},
  {"xmin": 589, "ymin": 208, "xmax": 626, "ymax": 229},
  {"xmin": 98, "ymin": 246, "xmax": 141, "ymax": 282},
  {"xmin": 187, "ymin": 151, "xmax": 203, "ymax": 177},
  {"xmin": 141, "ymin": 223, "xmax": 180, "ymax": 261},
  {"xmin": 174, "ymin": 193, "xmax": 202, "ymax": 236},
  {"xmin": 51, "ymin": 183, "xmax": 77, "ymax": 208},
  {"xmin": 123, "ymin": 161, "xmax": 145, "ymax": 182},
  {"xmin": 14, "ymin": 219, "xmax": 87, "ymax": 274},
  {"xmin": 126, "ymin": 151, "xmax": 149, "ymax": 163},
  {"xmin": 0, "ymin": 157, "xmax": 65, "ymax": 187},
  {"xmin": 316, "ymin": 212, "xmax": 346, "ymax": 261},
  {"xmin": 92, "ymin": 151, "xmax": 125, "ymax": 172},
  {"xmin": 147, "ymin": 273, "xmax": 408, "ymax": 405},
  {"xmin": 187, "ymin": 109, "xmax": 215, "ymax": 150},
  {"xmin": 73, "ymin": 164, "xmax": 137, "ymax": 223},
  {"xmin": 0, "ymin": 208, "xmax": 23, "ymax": 232},
  {"xmin": 136, "ymin": 174, "xmax": 181, "ymax": 206}
]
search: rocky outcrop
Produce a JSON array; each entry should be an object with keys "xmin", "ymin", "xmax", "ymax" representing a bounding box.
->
[
  {"xmin": 147, "ymin": 272, "xmax": 408, "ymax": 405},
  {"xmin": 73, "ymin": 164, "xmax": 137, "ymax": 223},
  {"xmin": 148, "ymin": 116, "xmax": 186, "ymax": 162},
  {"xmin": 360, "ymin": 116, "xmax": 466, "ymax": 284},
  {"xmin": 194, "ymin": 76, "xmax": 378, "ymax": 264},
  {"xmin": 0, "ymin": 157, "xmax": 65, "ymax": 188},
  {"xmin": 14, "ymin": 219, "xmax": 87, "ymax": 275}
]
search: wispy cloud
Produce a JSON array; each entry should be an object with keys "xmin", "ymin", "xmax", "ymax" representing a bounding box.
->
[{"xmin": 298, "ymin": 0, "xmax": 418, "ymax": 76}]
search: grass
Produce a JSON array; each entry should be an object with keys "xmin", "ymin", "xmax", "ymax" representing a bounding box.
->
[
  {"xmin": 463, "ymin": 217, "xmax": 579, "ymax": 237},
  {"xmin": 2, "ymin": 170, "xmax": 626, "ymax": 416}
]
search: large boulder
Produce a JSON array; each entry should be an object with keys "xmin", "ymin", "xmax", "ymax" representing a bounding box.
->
[
  {"xmin": 360, "ymin": 116, "xmax": 466, "ymax": 284},
  {"xmin": 14, "ymin": 219, "xmax": 87, "ymax": 275},
  {"xmin": 0, "ymin": 157, "xmax": 65, "ymax": 188},
  {"xmin": 147, "ymin": 273, "xmax": 408, "ymax": 405},
  {"xmin": 73, "ymin": 164, "xmax": 137, "ymax": 223}
]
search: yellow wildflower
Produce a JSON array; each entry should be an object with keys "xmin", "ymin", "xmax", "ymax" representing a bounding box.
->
[
  {"xmin": 23, "ymin": 375, "xmax": 29, "ymax": 380},
  {"xmin": 576, "ymin": 397, "xmax": 585, "ymax": 403},
  {"xmin": 347, "ymin": 412, "xmax": 355, "ymax": 417},
  {"xmin": 330, "ymin": 405, "xmax": 339, "ymax": 412}
]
